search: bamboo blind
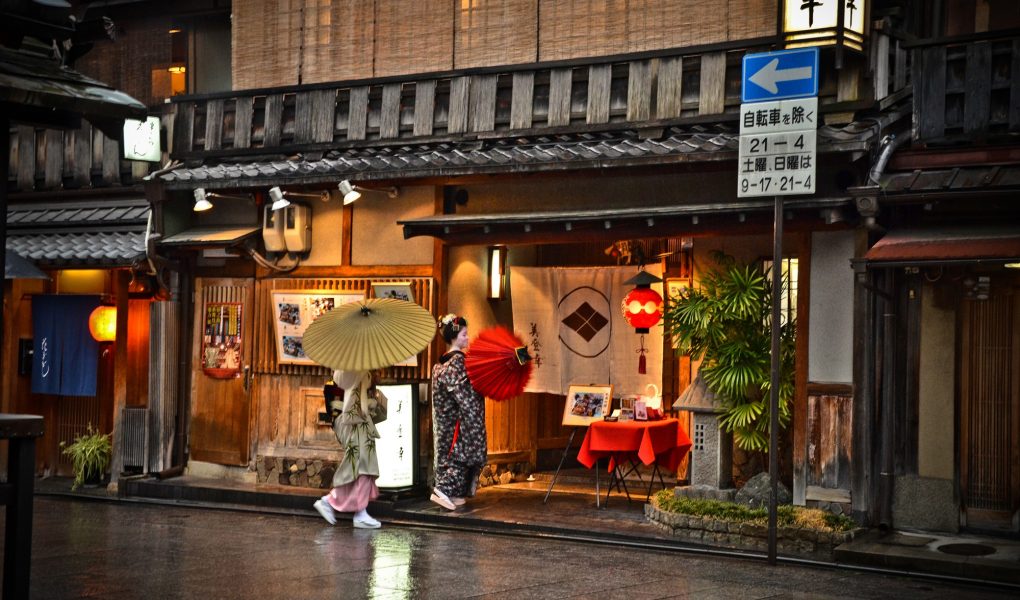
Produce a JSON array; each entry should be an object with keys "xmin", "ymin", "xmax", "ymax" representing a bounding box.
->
[
  {"xmin": 253, "ymin": 277, "xmax": 436, "ymax": 381},
  {"xmin": 374, "ymin": 0, "xmax": 454, "ymax": 77},
  {"xmin": 301, "ymin": 0, "xmax": 376, "ymax": 84},
  {"xmin": 539, "ymin": 0, "xmax": 775, "ymax": 62},
  {"xmin": 233, "ymin": 0, "xmax": 303, "ymax": 90},
  {"xmin": 455, "ymin": 0, "xmax": 538, "ymax": 69}
]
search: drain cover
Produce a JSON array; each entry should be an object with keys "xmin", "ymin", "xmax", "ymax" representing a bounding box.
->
[{"xmin": 936, "ymin": 543, "xmax": 996, "ymax": 556}]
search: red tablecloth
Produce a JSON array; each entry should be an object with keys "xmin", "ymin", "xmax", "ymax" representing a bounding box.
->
[{"xmin": 577, "ymin": 418, "xmax": 692, "ymax": 472}]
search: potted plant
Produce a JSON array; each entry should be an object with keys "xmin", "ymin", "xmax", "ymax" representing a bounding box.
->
[
  {"xmin": 60, "ymin": 424, "xmax": 112, "ymax": 490},
  {"xmin": 663, "ymin": 251, "xmax": 796, "ymax": 453}
]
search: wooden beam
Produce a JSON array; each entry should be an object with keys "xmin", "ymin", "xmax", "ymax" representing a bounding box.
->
[
  {"xmin": 347, "ymin": 86, "xmax": 369, "ymax": 141},
  {"xmin": 204, "ymin": 99, "xmax": 224, "ymax": 151},
  {"xmin": 448, "ymin": 76, "xmax": 470, "ymax": 134},
  {"xmin": 71, "ymin": 122, "xmax": 91, "ymax": 187},
  {"xmin": 470, "ymin": 75, "xmax": 498, "ymax": 133},
  {"xmin": 234, "ymin": 97, "xmax": 253, "ymax": 149},
  {"xmin": 108, "ymin": 269, "xmax": 131, "ymax": 488},
  {"xmin": 548, "ymin": 68, "xmax": 573, "ymax": 127},
  {"xmin": 173, "ymin": 102, "xmax": 195, "ymax": 154},
  {"xmin": 414, "ymin": 80, "xmax": 437, "ymax": 137},
  {"xmin": 793, "ymin": 232, "xmax": 811, "ymax": 506},
  {"xmin": 586, "ymin": 64, "xmax": 612, "ymax": 124},
  {"xmin": 43, "ymin": 129, "xmax": 62, "ymax": 189},
  {"xmin": 656, "ymin": 56, "xmax": 684, "ymax": 120},
  {"xmin": 510, "ymin": 72, "xmax": 535, "ymax": 130},
  {"xmin": 263, "ymin": 95, "xmax": 284, "ymax": 147},
  {"xmin": 380, "ymin": 84, "xmax": 402, "ymax": 139},
  {"xmin": 913, "ymin": 45, "xmax": 946, "ymax": 141},
  {"xmin": 964, "ymin": 41, "xmax": 992, "ymax": 134},
  {"xmin": 101, "ymin": 134, "xmax": 119, "ymax": 185},
  {"xmin": 15, "ymin": 126, "xmax": 34, "ymax": 192},
  {"xmin": 699, "ymin": 52, "xmax": 727, "ymax": 116},
  {"xmin": 627, "ymin": 60, "xmax": 653, "ymax": 122}
]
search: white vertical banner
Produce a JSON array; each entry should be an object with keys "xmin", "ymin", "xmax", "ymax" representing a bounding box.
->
[{"xmin": 510, "ymin": 265, "xmax": 663, "ymax": 397}]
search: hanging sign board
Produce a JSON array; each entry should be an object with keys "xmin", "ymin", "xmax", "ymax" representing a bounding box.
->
[
  {"xmin": 202, "ymin": 302, "xmax": 243, "ymax": 379},
  {"xmin": 123, "ymin": 116, "xmax": 162, "ymax": 162},
  {"xmin": 374, "ymin": 384, "xmax": 417, "ymax": 489}
]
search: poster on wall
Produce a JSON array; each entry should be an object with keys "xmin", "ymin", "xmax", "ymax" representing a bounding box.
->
[
  {"xmin": 203, "ymin": 302, "xmax": 243, "ymax": 379},
  {"xmin": 272, "ymin": 290, "xmax": 364, "ymax": 365}
]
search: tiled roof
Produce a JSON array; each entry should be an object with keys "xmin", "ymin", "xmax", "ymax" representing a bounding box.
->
[
  {"xmin": 6, "ymin": 198, "xmax": 149, "ymax": 266},
  {"xmin": 7, "ymin": 231, "xmax": 146, "ymax": 266},
  {"xmin": 158, "ymin": 116, "xmax": 897, "ymax": 188}
]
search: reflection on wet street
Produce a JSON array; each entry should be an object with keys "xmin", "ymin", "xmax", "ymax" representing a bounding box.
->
[{"xmin": 6, "ymin": 497, "xmax": 1015, "ymax": 599}]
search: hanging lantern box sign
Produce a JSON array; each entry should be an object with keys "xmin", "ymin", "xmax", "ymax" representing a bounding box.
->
[{"xmin": 202, "ymin": 302, "xmax": 243, "ymax": 379}]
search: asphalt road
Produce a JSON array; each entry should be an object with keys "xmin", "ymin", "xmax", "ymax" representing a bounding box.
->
[{"xmin": 9, "ymin": 497, "xmax": 1016, "ymax": 599}]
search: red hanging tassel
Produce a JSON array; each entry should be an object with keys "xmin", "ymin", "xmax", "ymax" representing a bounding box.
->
[{"xmin": 637, "ymin": 335, "xmax": 648, "ymax": 374}]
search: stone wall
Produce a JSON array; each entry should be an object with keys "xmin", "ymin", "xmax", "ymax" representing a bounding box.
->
[
  {"xmin": 477, "ymin": 462, "xmax": 532, "ymax": 487},
  {"xmin": 256, "ymin": 456, "xmax": 336, "ymax": 489},
  {"xmin": 645, "ymin": 501, "xmax": 862, "ymax": 558}
]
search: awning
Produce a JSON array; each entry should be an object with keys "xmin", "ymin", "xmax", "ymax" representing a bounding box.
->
[
  {"xmin": 159, "ymin": 226, "xmax": 260, "ymax": 247},
  {"xmin": 7, "ymin": 198, "xmax": 150, "ymax": 267},
  {"xmin": 4, "ymin": 250, "xmax": 49, "ymax": 280},
  {"xmin": 1, "ymin": 45, "xmax": 146, "ymax": 134},
  {"xmin": 864, "ymin": 228, "xmax": 1020, "ymax": 264},
  {"xmin": 400, "ymin": 197, "xmax": 852, "ymax": 244}
]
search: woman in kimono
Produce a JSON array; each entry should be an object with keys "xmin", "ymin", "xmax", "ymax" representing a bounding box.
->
[
  {"xmin": 313, "ymin": 369, "xmax": 387, "ymax": 529},
  {"xmin": 430, "ymin": 314, "xmax": 487, "ymax": 511}
]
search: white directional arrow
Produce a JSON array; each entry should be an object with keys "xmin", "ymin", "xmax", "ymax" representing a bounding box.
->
[{"xmin": 748, "ymin": 59, "xmax": 814, "ymax": 94}]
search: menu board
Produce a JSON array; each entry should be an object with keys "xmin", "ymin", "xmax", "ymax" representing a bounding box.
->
[
  {"xmin": 271, "ymin": 291, "xmax": 364, "ymax": 366},
  {"xmin": 374, "ymin": 384, "xmax": 416, "ymax": 489}
]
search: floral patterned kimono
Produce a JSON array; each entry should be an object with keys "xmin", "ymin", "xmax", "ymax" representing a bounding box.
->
[
  {"xmin": 432, "ymin": 350, "xmax": 487, "ymax": 499},
  {"xmin": 325, "ymin": 370, "xmax": 387, "ymax": 512}
]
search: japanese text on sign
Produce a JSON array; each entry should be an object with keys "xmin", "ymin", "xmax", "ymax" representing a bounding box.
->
[
  {"xmin": 738, "ymin": 131, "xmax": 816, "ymax": 197},
  {"xmin": 739, "ymin": 98, "xmax": 817, "ymax": 135}
]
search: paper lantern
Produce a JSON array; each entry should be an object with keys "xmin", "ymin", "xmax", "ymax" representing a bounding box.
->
[
  {"xmin": 622, "ymin": 270, "xmax": 663, "ymax": 375},
  {"xmin": 89, "ymin": 306, "xmax": 117, "ymax": 342}
]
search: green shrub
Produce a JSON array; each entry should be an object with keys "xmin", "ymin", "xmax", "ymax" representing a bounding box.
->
[
  {"xmin": 60, "ymin": 424, "xmax": 112, "ymax": 490},
  {"xmin": 653, "ymin": 490, "xmax": 856, "ymax": 532}
]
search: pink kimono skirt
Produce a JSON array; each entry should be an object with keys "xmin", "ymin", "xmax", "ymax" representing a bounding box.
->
[{"xmin": 326, "ymin": 475, "xmax": 379, "ymax": 512}]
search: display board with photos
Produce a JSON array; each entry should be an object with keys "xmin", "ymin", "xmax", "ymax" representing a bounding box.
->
[
  {"xmin": 370, "ymin": 281, "xmax": 418, "ymax": 366},
  {"xmin": 272, "ymin": 290, "xmax": 364, "ymax": 365},
  {"xmin": 561, "ymin": 384, "xmax": 614, "ymax": 426}
]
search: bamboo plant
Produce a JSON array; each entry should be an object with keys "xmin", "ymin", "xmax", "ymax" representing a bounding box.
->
[{"xmin": 663, "ymin": 251, "xmax": 796, "ymax": 452}]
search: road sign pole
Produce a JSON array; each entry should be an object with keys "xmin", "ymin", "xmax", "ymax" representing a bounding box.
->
[{"xmin": 768, "ymin": 193, "xmax": 783, "ymax": 565}]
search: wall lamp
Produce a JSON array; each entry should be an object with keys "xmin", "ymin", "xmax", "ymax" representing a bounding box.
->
[
  {"xmin": 338, "ymin": 180, "xmax": 399, "ymax": 205},
  {"xmin": 193, "ymin": 188, "xmax": 251, "ymax": 212},
  {"xmin": 268, "ymin": 186, "xmax": 330, "ymax": 211},
  {"xmin": 487, "ymin": 245, "xmax": 508, "ymax": 300}
]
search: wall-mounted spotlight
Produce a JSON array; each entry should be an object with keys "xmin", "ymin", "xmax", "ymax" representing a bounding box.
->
[
  {"xmin": 193, "ymin": 187, "xmax": 251, "ymax": 212},
  {"xmin": 268, "ymin": 186, "xmax": 330, "ymax": 211},
  {"xmin": 338, "ymin": 180, "xmax": 399, "ymax": 205}
]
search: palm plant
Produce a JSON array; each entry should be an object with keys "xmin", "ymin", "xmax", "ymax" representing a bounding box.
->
[{"xmin": 664, "ymin": 251, "xmax": 795, "ymax": 452}]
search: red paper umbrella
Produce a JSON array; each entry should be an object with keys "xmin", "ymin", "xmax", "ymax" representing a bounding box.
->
[{"xmin": 465, "ymin": 326, "xmax": 534, "ymax": 401}]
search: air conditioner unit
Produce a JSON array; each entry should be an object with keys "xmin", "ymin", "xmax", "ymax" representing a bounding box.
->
[
  {"xmin": 284, "ymin": 204, "xmax": 311, "ymax": 253},
  {"xmin": 262, "ymin": 205, "xmax": 286, "ymax": 252}
]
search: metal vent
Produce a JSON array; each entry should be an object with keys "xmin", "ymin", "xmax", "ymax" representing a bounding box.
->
[{"xmin": 121, "ymin": 407, "xmax": 149, "ymax": 471}]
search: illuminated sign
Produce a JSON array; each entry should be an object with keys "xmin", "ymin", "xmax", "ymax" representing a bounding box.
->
[
  {"xmin": 123, "ymin": 116, "xmax": 162, "ymax": 162},
  {"xmin": 783, "ymin": 0, "xmax": 866, "ymax": 52},
  {"xmin": 374, "ymin": 384, "xmax": 416, "ymax": 489}
]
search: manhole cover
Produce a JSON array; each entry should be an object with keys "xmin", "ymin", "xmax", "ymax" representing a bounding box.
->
[{"xmin": 936, "ymin": 543, "xmax": 996, "ymax": 556}]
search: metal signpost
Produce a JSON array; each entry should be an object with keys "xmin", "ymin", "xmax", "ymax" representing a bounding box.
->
[{"xmin": 739, "ymin": 47, "xmax": 819, "ymax": 565}]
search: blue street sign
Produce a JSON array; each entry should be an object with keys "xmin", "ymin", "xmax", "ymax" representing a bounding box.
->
[{"xmin": 742, "ymin": 47, "xmax": 819, "ymax": 103}]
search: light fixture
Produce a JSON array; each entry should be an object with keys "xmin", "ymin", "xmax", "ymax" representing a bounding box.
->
[
  {"xmin": 193, "ymin": 188, "xmax": 252, "ymax": 212},
  {"xmin": 268, "ymin": 186, "xmax": 330, "ymax": 211},
  {"xmin": 88, "ymin": 306, "xmax": 117, "ymax": 342},
  {"xmin": 487, "ymin": 245, "xmax": 507, "ymax": 300},
  {"xmin": 168, "ymin": 23, "xmax": 187, "ymax": 74},
  {"xmin": 338, "ymin": 180, "xmax": 399, "ymax": 205},
  {"xmin": 1005, "ymin": 262, "xmax": 1020, "ymax": 269},
  {"xmin": 782, "ymin": 0, "xmax": 865, "ymax": 56}
]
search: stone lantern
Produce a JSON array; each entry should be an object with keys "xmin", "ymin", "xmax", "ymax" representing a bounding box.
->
[{"xmin": 673, "ymin": 373, "xmax": 734, "ymax": 499}]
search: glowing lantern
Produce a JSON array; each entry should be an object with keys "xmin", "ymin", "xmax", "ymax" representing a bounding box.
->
[
  {"xmin": 89, "ymin": 306, "xmax": 117, "ymax": 342},
  {"xmin": 622, "ymin": 270, "xmax": 663, "ymax": 374}
]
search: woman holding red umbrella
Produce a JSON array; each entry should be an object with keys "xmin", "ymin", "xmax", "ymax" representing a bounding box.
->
[{"xmin": 430, "ymin": 314, "xmax": 487, "ymax": 510}]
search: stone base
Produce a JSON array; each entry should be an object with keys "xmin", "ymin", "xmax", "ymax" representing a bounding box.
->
[
  {"xmin": 645, "ymin": 498, "xmax": 863, "ymax": 558},
  {"xmin": 673, "ymin": 484, "xmax": 736, "ymax": 502},
  {"xmin": 255, "ymin": 456, "xmax": 336, "ymax": 489},
  {"xmin": 478, "ymin": 462, "xmax": 532, "ymax": 488}
]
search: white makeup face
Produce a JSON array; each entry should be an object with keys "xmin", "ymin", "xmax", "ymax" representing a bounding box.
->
[{"xmin": 454, "ymin": 326, "xmax": 469, "ymax": 350}]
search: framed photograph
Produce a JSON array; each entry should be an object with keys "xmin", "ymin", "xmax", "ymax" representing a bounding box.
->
[
  {"xmin": 561, "ymin": 384, "xmax": 614, "ymax": 427},
  {"xmin": 634, "ymin": 399, "xmax": 648, "ymax": 421},
  {"xmin": 619, "ymin": 395, "xmax": 638, "ymax": 422},
  {"xmin": 665, "ymin": 277, "xmax": 693, "ymax": 306},
  {"xmin": 272, "ymin": 290, "xmax": 365, "ymax": 365},
  {"xmin": 371, "ymin": 281, "xmax": 414, "ymax": 303}
]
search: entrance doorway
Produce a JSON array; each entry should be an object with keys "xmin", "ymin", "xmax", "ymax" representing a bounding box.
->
[{"xmin": 959, "ymin": 272, "xmax": 1020, "ymax": 532}]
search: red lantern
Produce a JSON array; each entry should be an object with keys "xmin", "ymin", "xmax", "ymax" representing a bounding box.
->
[
  {"xmin": 622, "ymin": 270, "xmax": 663, "ymax": 374},
  {"xmin": 622, "ymin": 286, "xmax": 663, "ymax": 332}
]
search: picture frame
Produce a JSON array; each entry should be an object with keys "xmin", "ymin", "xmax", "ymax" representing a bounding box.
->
[
  {"xmin": 634, "ymin": 399, "xmax": 648, "ymax": 421},
  {"xmin": 371, "ymin": 281, "xmax": 415, "ymax": 303},
  {"xmin": 370, "ymin": 282, "xmax": 418, "ymax": 366},
  {"xmin": 561, "ymin": 384, "xmax": 614, "ymax": 427},
  {"xmin": 619, "ymin": 395, "xmax": 638, "ymax": 422},
  {"xmin": 665, "ymin": 277, "xmax": 693, "ymax": 306},
  {"xmin": 272, "ymin": 290, "xmax": 365, "ymax": 365}
]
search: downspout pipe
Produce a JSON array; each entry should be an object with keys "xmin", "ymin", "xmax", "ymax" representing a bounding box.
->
[{"xmin": 868, "ymin": 132, "xmax": 911, "ymax": 186}]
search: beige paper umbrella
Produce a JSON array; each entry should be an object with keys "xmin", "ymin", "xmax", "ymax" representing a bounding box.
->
[{"xmin": 302, "ymin": 298, "xmax": 436, "ymax": 371}]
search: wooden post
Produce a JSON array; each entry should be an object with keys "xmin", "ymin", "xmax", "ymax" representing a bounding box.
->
[{"xmin": 108, "ymin": 269, "xmax": 131, "ymax": 489}]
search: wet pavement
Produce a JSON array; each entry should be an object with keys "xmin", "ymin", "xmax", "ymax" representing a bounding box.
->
[{"xmin": 6, "ymin": 496, "xmax": 1019, "ymax": 599}]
